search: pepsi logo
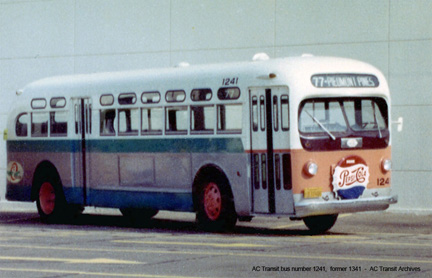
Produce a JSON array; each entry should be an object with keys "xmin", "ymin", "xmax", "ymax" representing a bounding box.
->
[{"xmin": 332, "ymin": 155, "xmax": 369, "ymax": 199}]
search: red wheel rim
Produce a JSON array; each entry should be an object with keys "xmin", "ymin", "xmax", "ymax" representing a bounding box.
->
[
  {"xmin": 203, "ymin": 182, "xmax": 222, "ymax": 221},
  {"xmin": 39, "ymin": 182, "xmax": 55, "ymax": 215}
]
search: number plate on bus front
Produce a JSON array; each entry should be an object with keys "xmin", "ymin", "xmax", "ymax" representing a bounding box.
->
[{"xmin": 304, "ymin": 187, "xmax": 322, "ymax": 198}]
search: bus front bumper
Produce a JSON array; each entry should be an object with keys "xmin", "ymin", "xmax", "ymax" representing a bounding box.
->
[{"xmin": 293, "ymin": 194, "xmax": 398, "ymax": 218}]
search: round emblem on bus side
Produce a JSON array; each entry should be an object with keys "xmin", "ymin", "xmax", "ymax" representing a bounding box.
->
[
  {"xmin": 332, "ymin": 155, "xmax": 369, "ymax": 199},
  {"xmin": 7, "ymin": 161, "xmax": 24, "ymax": 184}
]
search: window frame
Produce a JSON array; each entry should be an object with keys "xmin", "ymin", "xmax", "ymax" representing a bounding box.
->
[{"xmin": 190, "ymin": 105, "xmax": 215, "ymax": 135}]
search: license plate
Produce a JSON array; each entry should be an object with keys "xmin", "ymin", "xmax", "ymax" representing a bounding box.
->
[{"xmin": 304, "ymin": 187, "xmax": 322, "ymax": 198}]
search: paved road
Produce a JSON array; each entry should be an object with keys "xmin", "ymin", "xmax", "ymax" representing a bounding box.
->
[{"xmin": 0, "ymin": 203, "xmax": 431, "ymax": 278}]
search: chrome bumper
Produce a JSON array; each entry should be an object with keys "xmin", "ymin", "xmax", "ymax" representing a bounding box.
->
[{"xmin": 294, "ymin": 194, "xmax": 398, "ymax": 218}]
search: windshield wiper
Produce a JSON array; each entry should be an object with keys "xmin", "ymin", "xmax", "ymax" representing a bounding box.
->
[{"xmin": 305, "ymin": 110, "xmax": 336, "ymax": 140}]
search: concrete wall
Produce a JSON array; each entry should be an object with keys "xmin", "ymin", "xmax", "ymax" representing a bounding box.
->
[{"xmin": 1, "ymin": 0, "xmax": 431, "ymax": 212}]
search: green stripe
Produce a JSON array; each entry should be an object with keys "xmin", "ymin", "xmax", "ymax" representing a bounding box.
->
[
  {"xmin": 7, "ymin": 138, "xmax": 244, "ymax": 153},
  {"xmin": 7, "ymin": 140, "xmax": 80, "ymax": 153}
]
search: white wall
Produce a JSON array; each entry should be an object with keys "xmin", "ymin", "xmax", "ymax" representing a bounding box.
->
[{"xmin": 0, "ymin": 0, "xmax": 431, "ymax": 212}]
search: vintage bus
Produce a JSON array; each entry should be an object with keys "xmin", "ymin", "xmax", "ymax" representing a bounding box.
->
[{"xmin": 5, "ymin": 54, "xmax": 397, "ymax": 233}]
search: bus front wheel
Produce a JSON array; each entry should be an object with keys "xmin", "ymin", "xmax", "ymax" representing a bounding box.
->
[
  {"xmin": 196, "ymin": 180, "xmax": 237, "ymax": 231},
  {"xmin": 303, "ymin": 214, "xmax": 338, "ymax": 234}
]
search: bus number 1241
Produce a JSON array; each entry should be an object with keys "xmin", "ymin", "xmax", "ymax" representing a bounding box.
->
[{"xmin": 222, "ymin": 77, "xmax": 239, "ymax": 86}]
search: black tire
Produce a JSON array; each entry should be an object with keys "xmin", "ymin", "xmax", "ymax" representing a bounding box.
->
[
  {"xmin": 303, "ymin": 214, "xmax": 338, "ymax": 234},
  {"xmin": 36, "ymin": 174, "xmax": 68, "ymax": 223},
  {"xmin": 196, "ymin": 177, "xmax": 237, "ymax": 232}
]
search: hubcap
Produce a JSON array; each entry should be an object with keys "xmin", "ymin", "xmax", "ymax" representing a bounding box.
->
[
  {"xmin": 39, "ymin": 182, "xmax": 55, "ymax": 215},
  {"xmin": 204, "ymin": 182, "xmax": 222, "ymax": 221}
]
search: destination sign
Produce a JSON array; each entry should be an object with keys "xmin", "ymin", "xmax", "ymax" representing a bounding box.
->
[{"xmin": 311, "ymin": 74, "xmax": 379, "ymax": 88}]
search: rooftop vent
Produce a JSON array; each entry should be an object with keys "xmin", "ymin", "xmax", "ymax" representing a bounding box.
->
[{"xmin": 252, "ymin": 53, "xmax": 270, "ymax": 61}]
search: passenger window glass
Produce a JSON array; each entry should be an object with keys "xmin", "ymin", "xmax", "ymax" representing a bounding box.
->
[
  {"xmin": 50, "ymin": 111, "xmax": 68, "ymax": 136},
  {"xmin": 166, "ymin": 106, "xmax": 188, "ymax": 134},
  {"xmin": 191, "ymin": 105, "xmax": 215, "ymax": 133},
  {"xmin": 100, "ymin": 109, "xmax": 116, "ymax": 135},
  {"xmin": 50, "ymin": 97, "xmax": 66, "ymax": 108},
  {"xmin": 31, "ymin": 98, "xmax": 46, "ymax": 109},
  {"xmin": 252, "ymin": 96, "xmax": 258, "ymax": 132},
  {"xmin": 281, "ymin": 95, "xmax": 289, "ymax": 131},
  {"xmin": 118, "ymin": 108, "xmax": 139, "ymax": 135},
  {"xmin": 100, "ymin": 94, "xmax": 114, "ymax": 106},
  {"xmin": 119, "ymin": 93, "xmax": 136, "ymax": 105},
  {"xmin": 141, "ymin": 91, "xmax": 161, "ymax": 104},
  {"xmin": 259, "ymin": 96, "xmax": 265, "ymax": 131},
  {"xmin": 217, "ymin": 87, "xmax": 240, "ymax": 100},
  {"xmin": 217, "ymin": 104, "xmax": 242, "ymax": 133},
  {"xmin": 142, "ymin": 107, "xmax": 163, "ymax": 135},
  {"xmin": 15, "ymin": 113, "xmax": 28, "ymax": 137},
  {"xmin": 273, "ymin": 96, "xmax": 279, "ymax": 131},
  {"xmin": 166, "ymin": 90, "xmax": 186, "ymax": 102},
  {"xmin": 31, "ymin": 112, "xmax": 48, "ymax": 137},
  {"xmin": 191, "ymin": 89, "xmax": 212, "ymax": 101}
]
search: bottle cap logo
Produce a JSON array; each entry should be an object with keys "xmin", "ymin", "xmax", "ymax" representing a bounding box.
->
[{"xmin": 332, "ymin": 155, "xmax": 369, "ymax": 199}]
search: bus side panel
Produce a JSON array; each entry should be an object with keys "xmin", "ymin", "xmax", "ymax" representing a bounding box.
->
[
  {"xmin": 191, "ymin": 153, "xmax": 250, "ymax": 216},
  {"xmin": 6, "ymin": 140, "xmax": 78, "ymax": 203},
  {"xmin": 87, "ymin": 189, "xmax": 194, "ymax": 211}
]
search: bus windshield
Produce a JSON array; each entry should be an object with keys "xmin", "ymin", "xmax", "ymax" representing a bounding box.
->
[{"xmin": 298, "ymin": 97, "xmax": 389, "ymax": 151}]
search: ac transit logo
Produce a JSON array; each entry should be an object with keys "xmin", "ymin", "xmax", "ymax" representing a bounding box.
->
[
  {"xmin": 7, "ymin": 161, "xmax": 24, "ymax": 183},
  {"xmin": 332, "ymin": 155, "xmax": 369, "ymax": 199}
]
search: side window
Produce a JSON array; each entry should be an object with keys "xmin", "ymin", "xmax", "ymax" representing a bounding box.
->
[
  {"xmin": 50, "ymin": 97, "xmax": 66, "ymax": 108},
  {"xmin": 166, "ymin": 106, "xmax": 188, "ymax": 134},
  {"xmin": 251, "ymin": 96, "xmax": 258, "ymax": 132},
  {"xmin": 142, "ymin": 91, "xmax": 161, "ymax": 104},
  {"xmin": 100, "ymin": 94, "xmax": 114, "ymax": 106},
  {"xmin": 191, "ymin": 105, "xmax": 215, "ymax": 133},
  {"xmin": 281, "ymin": 95, "xmax": 289, "ymax": 131},
  {"xmin": 50, "ymin": 111, "xmax": 68, "ymax": 136},
  {"xmin": 119, "ymin": 93, "xmax": 137, "ymax": 105},
  {"xmin": 141, "ymin": 107, "xmax": 163, "ymax": 135},
  {"xmin": 118, "ymin": 108, "xmax": 139, "ymax": 135},
  {"xmin": 259, "ymin": 96, "xmax": 265, "ymax": 131},
  {"xmin": 100, "ymin": 109, "xmax": 116, "ymax": 135},
  {"xmin": 31, "ymin": 112, "xmax": 49, "ymax": 137},
  {"xmin": 31, "ymin": 98, "xmax": 47, "ymax": 109},
  {"xmin": 217, "ymin": 87, "xmax": 240, "ymax": 100},
  {"xmin": 15, "ymin": 113, "xmax": 28, "ymax": 137},
  {"xmin": 217, "ymin": 104, "xmax": 242, "ymax": 134},
  {"xmin": 191, "ymin": 89, "xmax": 212, "ymax": 101},
  {"xmin": 273, "ymin": 95, "xmax": 279, "ymax": 131},
  {"xmin": 166, "ymin": 90, "xmax": 186, "ymax": 103}
]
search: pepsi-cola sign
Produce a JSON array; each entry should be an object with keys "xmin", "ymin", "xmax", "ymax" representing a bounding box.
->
[{"xmin": 332, "ymin": 155, "xmax": 370, "ymax": 199}]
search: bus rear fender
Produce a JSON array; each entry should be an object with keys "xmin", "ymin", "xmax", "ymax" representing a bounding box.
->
[
  {"xmin": 192, "ymin": 164, "xmax": 235, "ymax": 213},
  {"xmin": 31, "ymin": 161, "xmax": 63, "ymax": 202}
]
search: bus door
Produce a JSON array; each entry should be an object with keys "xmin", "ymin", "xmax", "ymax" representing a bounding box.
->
[
  {"xmin": 250, "ymin": 87, "xmax": 294, "ymax": 214},
  {"xmin": 72, "ymin": 98, "xmax": 92, "ymax": 206}
]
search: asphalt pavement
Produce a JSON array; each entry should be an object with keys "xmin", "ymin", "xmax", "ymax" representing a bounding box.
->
[{"xmin": 0, "ymin": 201, "xmax": 431, "ymax": 278}]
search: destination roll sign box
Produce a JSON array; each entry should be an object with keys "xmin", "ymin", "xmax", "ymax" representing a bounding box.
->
[{"xmin": 311, "ymin": 74, "xmax": 379, "ymax": 88}]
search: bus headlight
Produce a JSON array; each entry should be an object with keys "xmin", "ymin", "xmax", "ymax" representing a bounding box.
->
[
  {"xmin": 304, "ymin": 161, "xmax": 318, "ymax": 176},
  {"xmin": 381, "ymin": 159, "xmax": 392, "ymax": 173}
]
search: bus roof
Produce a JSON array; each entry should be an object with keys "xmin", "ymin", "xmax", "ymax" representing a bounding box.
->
[{"xmin": 19, "ymin": 55, "xmax": 389, "ymax": 99}]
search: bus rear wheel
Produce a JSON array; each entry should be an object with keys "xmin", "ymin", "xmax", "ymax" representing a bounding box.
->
[
  {"xmin": 36, "ymin": 177, "xmax": 67, "ymax": 223},
  {"xmin": 196, "ymin": 180, "xmax": 237, "ymax": 231},
  {"xmin": 303, "ymin": 214, "xmax": 338, "ymax": 234}
]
